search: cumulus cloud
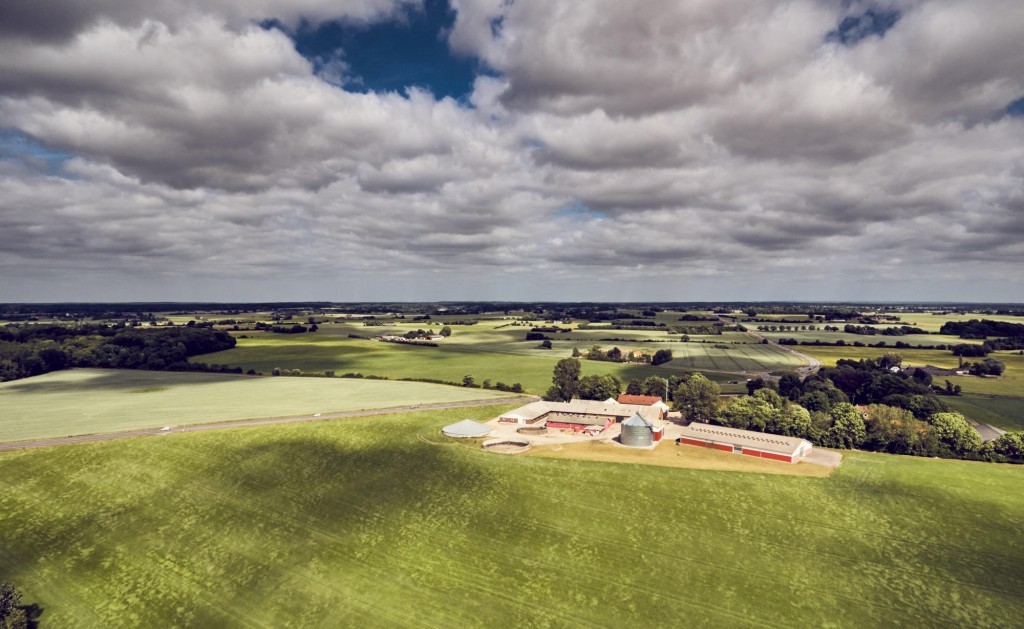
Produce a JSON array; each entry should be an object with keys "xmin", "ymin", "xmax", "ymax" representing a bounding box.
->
[{"xmin": 1, "ymin": 0, "xmax": 1022, "ymax": 301}]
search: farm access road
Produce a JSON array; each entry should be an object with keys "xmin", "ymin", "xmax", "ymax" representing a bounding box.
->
[{"xmin": 0, "ymin": 395, "xmax": 537, "ymax": 453}]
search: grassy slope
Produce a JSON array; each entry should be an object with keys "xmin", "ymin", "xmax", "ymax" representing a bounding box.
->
[
  {"xmin": 0, "ymin": 369, "xmax": 514, "ymax": 442},
  {"xmin": 2, "ymin": 406, "xmax": 1023, "ymax": 627}
]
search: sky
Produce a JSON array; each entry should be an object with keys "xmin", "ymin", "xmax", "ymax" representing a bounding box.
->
[{"xmin": 0, "ymin": 0, "xmax": 1022, "ymax": 303}]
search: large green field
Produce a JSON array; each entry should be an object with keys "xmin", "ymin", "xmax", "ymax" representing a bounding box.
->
[
  {"xmin": 0, "ymin": 369, "xmax": 514, "ymax": 443},
  {"xmin": 195, "ymin": 322, "xmax": 803, "ymax": 394},
  {"xmin": 1, "ymin": 406, "xmax": 1023, "ymax": 626}
]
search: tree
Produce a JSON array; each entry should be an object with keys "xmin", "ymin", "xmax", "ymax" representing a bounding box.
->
[
  {"xmin": 778, "ymin": 373, "xmax": 803, "ymax": 401},
  {"xmin": 769, "ymin": 403, "xmax": 813, "ymax": 439},
  {"xmin": 539, "ymin": 340, "xmax": 553, "ymax": 349},
  {"xmin": 651, "ymin": 349, "xmax": 673, "ymax": 366},
  {"xmin": 823, "ymin": 403, "xmax": 867, "ymax": 449},
  {"xmin": 982, "ymin": 432, "xmax": 1024, "ymax": 462},
  {"xmin": 625, "ymin": 379, "xmax": 644, "ymax": 395},
  {"xmin": 571, "ymin": 347, "xmax": 581, "ymax": 358},
  {"xmin": 544, "ymin": 358, "xmax": 581, "ymax": 401},
  {"xmin": 0, "ymin": 583, "xmax": 28, "ymax": 629},
  {"xmin": 462, "ymin": 374, "xmax": 476, "ymax": 388},
  {"xmin": 878, "ymin": 352, "xmax": 903, "ymax": 370},
  {"xmin": 753, "ymin": 387, "xmax": 784, "ymax": 409},
  {"xmin": 576, "ymin": 374, "xmax": 622, "ymax": 401},
  {"xmin": 440, "ymin": 326, "xmax": 452, "ymax": 337},
  {"xmin": 746, "ymin": 377, "xmax": 767, "ymax": 395},
  {"xmin": 674, "ymin": 374, "xmax": 721, "ymax": 422},
  {"xmin": 930, "ymin": 412, "xmax": 982, "ymax": 454},
  {"xmin": 641, "ymin": 376, "xmax": 668, "ymax": 399},
  {"xmin": 720, "ymin": 395, "xmax": 773, "ymax": 430}
]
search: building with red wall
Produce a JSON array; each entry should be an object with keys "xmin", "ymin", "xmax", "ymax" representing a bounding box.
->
[{"xmin": 676, "ymin": 422, "xmax": 813, "ymax": 464}]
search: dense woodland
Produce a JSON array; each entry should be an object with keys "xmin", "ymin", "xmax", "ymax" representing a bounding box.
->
[{"xmin": 0, "ymin": 324, "xmax": 236, "ymax": 382}]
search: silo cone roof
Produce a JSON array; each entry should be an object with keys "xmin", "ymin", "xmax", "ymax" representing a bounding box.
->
[
  {"xmin": 442, "ymin": 419, "xmax": 492, "ymax": 438},
  {"xmin": 622, "ymin": 413, "xmax": 654, "ymax": 428}
]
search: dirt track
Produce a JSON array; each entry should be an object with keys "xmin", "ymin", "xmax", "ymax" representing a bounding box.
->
[{"xmin": 0, "ymin": 395, "xmax": 536, "ymax": 453}]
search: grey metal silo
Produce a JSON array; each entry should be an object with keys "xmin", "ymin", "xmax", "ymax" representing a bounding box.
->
[{"xmin": 620, "ymin": 413, "xmax": 654, "ymax": 447}]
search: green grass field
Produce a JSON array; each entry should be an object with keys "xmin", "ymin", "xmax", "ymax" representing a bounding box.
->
[
  {"xmin": 945, "ymin": 394, "xmax": 1024, "ymax": 432},
  {"xmin": 0, "ymin": 369, "xmax": 514, "ymax": 443},
  {"xmin": 196, "ymin": 323, "xmax": 803, "ymax": 394},
  {"xmin": 1, "ymin": 406, "xmax": 1023, "ymax": 627}
]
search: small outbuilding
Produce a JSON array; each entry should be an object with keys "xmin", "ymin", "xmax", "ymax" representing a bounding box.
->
[{"xmin": 441, "ymin": 419, "xmax": 492, "ymax": 438}]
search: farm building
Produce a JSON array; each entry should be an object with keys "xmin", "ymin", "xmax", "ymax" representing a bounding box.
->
[
  {"xmin": 498, "ymin": 399, "xmax": 663, "ymax": 433},
  {"xmin": 620, "ymin": 412, "xmax": 665, "ymax": 447},
  {"xmin": 442, "ymin": 419, "xmax": 492, "ymax": 438},
  {"xmin": 676, "ymin": 422, "xmax": 813, "ymax": 464},
  {"xmin": 616, "ymin": 394, "xmax": 671, "ymax": 415}
]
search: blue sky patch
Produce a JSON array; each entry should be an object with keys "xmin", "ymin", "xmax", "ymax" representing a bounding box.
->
[
  {"xmin": 1007, "ymin": 97, "xmax": 1024, "ymax": 117},
  {"xmin": 826, "ymin": 8, "xmax": 900, "ymax": 46},
  {"xmin": 0, "ymin": 129, "xmax": 74, "ymax": 176},
  {"xmin": 281, "ymin": 0, "xmax": 481, "ymax": 100},
  {"xmin": 554, "ymin": 201, "xmax": 606, "ymax": 222}
]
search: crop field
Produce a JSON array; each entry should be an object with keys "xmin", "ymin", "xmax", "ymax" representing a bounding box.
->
[
  {"xmin": 900, "ymin": 312, "xmax": 1024, "ymax": 333},
  {"xmin": 664, "ymin": 342, "xmax": 803, "ymax": 372},
  {"xmin": 945, "ymin": 395, "xmax": 1024, "ymax": 432},
  {"xmin": 798, "ymin": 346, "xmax": 964, "ymax": 368},
  {"xmin": 0, "ymin": 369, "xmax": 514, "ymax": 443},
  {"xmin": 197, "ymin": 323, "xmax": 803, "ymax": 394},
  {"xmin": 2, "ymin": 406, "xmax": 1023, "ymax": 627},
  {"xmin": 760, "ymin": 330, "xmax": 975, "ymax": 347}
]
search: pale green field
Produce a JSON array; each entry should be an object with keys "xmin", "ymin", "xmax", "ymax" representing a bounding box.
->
[
  {"xmin": 899, "ymin": 312, "xmax": 1024, "ymax": 333},
  {"xmin": 0, "ymin": 369, "xmax": 514, "ymax": 442},
  {"xmin": 955, "ymin": 352, "xmax": 1024, "ymax": 397}
]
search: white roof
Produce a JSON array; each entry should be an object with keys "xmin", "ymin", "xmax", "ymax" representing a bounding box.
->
[
  {"xmin": 679, "ymin": 422, "xmax": 811, "ymax": 456},
  {"xmin": 499, "ymin": 399, "xmax": 662, "ymax": 425},
  {"xmin": 442, "ymin": 419, "xmax": 492, "ymax": 438}
]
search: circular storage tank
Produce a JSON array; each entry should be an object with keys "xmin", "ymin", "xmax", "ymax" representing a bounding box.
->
[{"xmin": 620, "ymin": 413, "xmax": 654, "ymax": 448}]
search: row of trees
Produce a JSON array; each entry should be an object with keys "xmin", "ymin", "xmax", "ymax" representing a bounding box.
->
[{"xmin": 544, "ymin": 358, "xmax": 688, "ymax": 402}]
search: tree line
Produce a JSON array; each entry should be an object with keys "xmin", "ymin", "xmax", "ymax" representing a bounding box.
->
[{"xmin": 0, "ymin": 324, "xmax": 237, "ymax": 382}]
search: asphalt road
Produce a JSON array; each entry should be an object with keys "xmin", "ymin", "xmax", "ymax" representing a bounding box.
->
[{"xmin": 0, "ymin": 395, "xmax": 537, "ymax": 453}]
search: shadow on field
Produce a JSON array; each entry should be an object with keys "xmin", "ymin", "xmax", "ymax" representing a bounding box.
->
[
  {"xmin": 0, "ymin": 430, "xmax": 497, "ymax": 624},
  {"xmin": 0, "ymin": 368, "xmax": 244, "ymax": 394}
]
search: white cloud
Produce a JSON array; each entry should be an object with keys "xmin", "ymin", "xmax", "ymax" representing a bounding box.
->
[{"xmin": 1, "ymin": 0, "xmax": 1023, "ymax": 301}]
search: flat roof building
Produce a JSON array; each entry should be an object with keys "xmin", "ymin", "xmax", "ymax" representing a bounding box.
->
[{"xmin": 677, "ymin": 422, "xmax": 813, "ymax": 464}]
